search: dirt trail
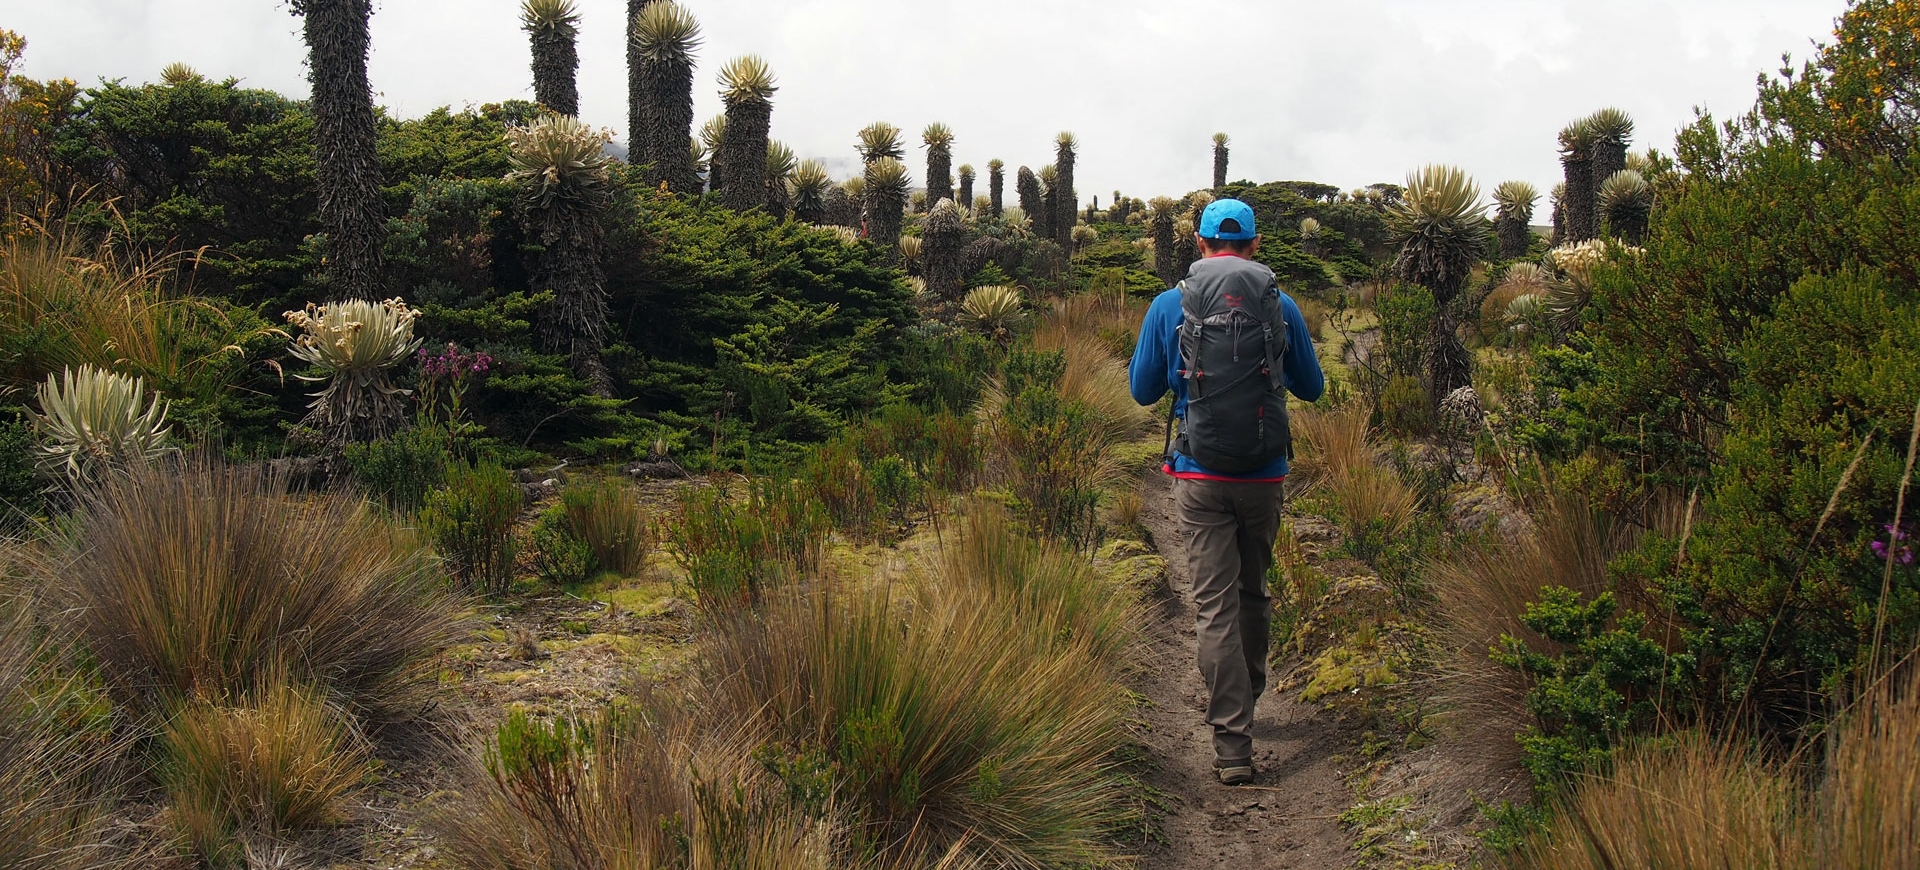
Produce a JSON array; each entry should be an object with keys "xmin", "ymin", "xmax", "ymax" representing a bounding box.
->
[{"xmin": 1134, "ymin": 470, "xmax": 1354, "ymax": 870}]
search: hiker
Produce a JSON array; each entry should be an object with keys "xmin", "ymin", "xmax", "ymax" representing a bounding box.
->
[{"xmin": 1128, "ymin": 198, "xmax": 1325, "ymax": 786}]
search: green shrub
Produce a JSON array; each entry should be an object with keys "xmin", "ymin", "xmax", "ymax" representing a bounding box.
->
[
  {"xmin": 0, "ymin": 409, "xmax": 40, "ymax": 520},
  {"xmin": 670, "ymin": 478, "xmax": 826, "ymax": 618},
  {"xmin": 344, "ymin": 422, "xmax": 452, "ymax": 514},
  {"xmin": 994, "ymin": 349, "xmax": 1112, "ymax": 548},
  {"xmin": 49, "ymin": 461, "xmax": 461, "ymax": 722},
  {"xmin": 1376, "ymin": 374, "xmax": 1433, "ymax": 437},
  {"xmin": 422, "ymin": 461, "xmax": 523, "ymax": 599},
  {"xmin": 529, "ymin": 511, "xmax": 594, "ymax": 586},
  {"xmin": 1375, "ymin": 283, "xmax": 1434, "ymax": 379},
  {"xmin": 161, "ymin": 682, "xmax": 370, "ymax": 866},
  {"xmin": 1493, "ymin": 587, "xmax": 1691, "ymax": 790}
]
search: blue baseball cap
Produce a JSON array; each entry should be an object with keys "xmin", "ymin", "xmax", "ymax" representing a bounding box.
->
[{"xmin": 1198, "ymin": 198, "xmax": 1258, "ymax": 240}]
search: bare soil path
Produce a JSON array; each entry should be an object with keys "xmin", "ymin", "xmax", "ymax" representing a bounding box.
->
[{"xmin": 1134, "ymin": 471, "xmax": 1356, "ymax": 870}]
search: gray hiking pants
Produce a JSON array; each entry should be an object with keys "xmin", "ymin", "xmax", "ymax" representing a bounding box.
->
[{"xmin": 1175, "ymin": 476, "xmax": 1283, "ymax": 765}]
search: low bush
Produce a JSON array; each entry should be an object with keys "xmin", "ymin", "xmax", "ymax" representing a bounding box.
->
[
  {"xmin": 161, "ymin": 682, "xmax": 370, "ymax": 866},
  {"xmin": 1492, "ymin": 588, "xmax": 1690, "ymax": 789},
  {"xmin": 670, "ymin": 478, "xmax": 826, "ymax": 619},
  {"xmin": 422, "ymin": 460, "xmax": 523, "ymax": 598},
  {"xmin": 1376, "ymin": 374, "xmax": 1434, "ymax": 437},
  {"xmin": 1374, "ymin": 283, "xmax": 1435, "ymax": 379},
  {"xmin": 529, "ymin": 478, "xmax": 650, "ymax": 584},
  {"xmin": 49, "ymin": 461, "xmax": 462, "ymax": 722},
  {"xmin": 343, "ymin": 421, "xmax": 452, "ymax": 514},
  {"xmin": 991, "ymin": 349, "xmax": 1119, "ymax": 548},
  {"xmin": 530, "ymin": 513, "xmax": 594, "ymax": 586}
]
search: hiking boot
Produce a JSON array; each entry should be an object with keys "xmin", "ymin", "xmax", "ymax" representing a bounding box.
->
[{"xmin": 1215, "ymin": 762, "xmax": 1255, "ymax": 786}]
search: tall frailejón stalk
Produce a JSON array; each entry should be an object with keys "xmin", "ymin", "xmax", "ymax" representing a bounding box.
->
[
  {"xmin": 764, "ymin": 140, "xmax": 795, "ymax": 219},
  {"xmin": 521, "ymin": 0, "xmax": 580, "ymax": 115},
  {"xmin": 987, "ymin": 158, "xmax": 1005, "ymax": 218},
  {"xmin": 863, "ymin": 157, "xmax": 910, "ymax": 251},
  {"xmin": 1558, "ymin": 118, "xmax": 1599, "ymax": 242},
  {"xmin": 1053, "ymin": 132, "xmax": 1078, "ymax": 251},
  {"xmin": 1598, "ymin": 169, "xmax": 1652, "ymax": 244},
  {"xmin": 631, "ymin": 0, "xmax": 701, "ymax": 194},
  {"xmin": 1492, "ymin": 180, "xmax": 1538, "ymax": 260},
  {"xmin": 789, "ymin": 159, "xmax": 831, "ymax": 224},
  {"xmin": 1149, "ymin": 196, "xmax": 1178, "ymax": 286},
  {"xmin": 1588, "ymin": 107, "xmax": 1634, "ymax": 205},
  {"xmin": 923, "ymin": 123, "xmax": 955, "ymax": 206},
  {"xmin": 1212, "ymin": 132, "xmax": 1229, "ymax": 190},
  {"xmin": 957, "ymin": 164, "xmax": 975, "ymax": 211},
  {"xmin": 857, "ymin": 121, "xmax": 904, "ymax": 165},
  {"xmin": 1016, "ymin": 166, "xmax": 1044, "ymax": 234},
  {"xmin": 699, "ymin": 115, "xmax": 725, "ymax": 192},
  {"xmin": 716, "ymin": 55, "xmax": 775, "ymax": 213},
  {"xmin": 1549, "ymin": 182, "xmax": 1566, "ymax": 246},
  {"xmin": 508, "ymin": 115, "xmax": 615, "ymax": 394},
  {"xmin": 291, "ymin": 0, "xmax": 386, "ymax": 299},
  {"xmin": 923, "ymin": 198, "xmax": 966, "ymax": 300},
  {"xmin": 1036, "ymin": 164, "xmax": 1059, "ymax": 241},
  {"xmin": 1386, "ymin": 164, "xmax": 1491, "ymax": 410},
  {"xmin": 626, "ymin": 0, "xmax": 653, "ymax": 154}
]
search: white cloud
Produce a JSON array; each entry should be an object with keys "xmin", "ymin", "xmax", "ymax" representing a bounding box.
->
[{"xmin": 8, "ymin": 0, "xmax": 1845, "ymax": 209}]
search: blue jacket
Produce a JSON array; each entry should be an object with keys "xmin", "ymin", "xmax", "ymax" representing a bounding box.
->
[{"xmin": 1128, "ymin": 256, "xmax": 1326, "ymax": 480}]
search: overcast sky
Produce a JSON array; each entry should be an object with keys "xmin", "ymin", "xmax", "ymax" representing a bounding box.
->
[{"xmin": 8, "ymin": 1, "xmax": 1845, "ymax": 209}]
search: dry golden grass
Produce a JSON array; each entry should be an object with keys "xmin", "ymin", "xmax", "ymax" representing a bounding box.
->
[
  {"xmin": 161, "ymin": 681, "xmax": 371, "ymax": 864},
  {"xmin": 0, "ymin": 222, "xmax": 268, "ymax": 403},
  {"xmin": 1512, "ymin": 663, "xmax": 1920, "ymax": 870},
  {"xmin": 557, "ymin": 477, "xmax": 652, "ymax": 577},
  {"xmin": 0, "ymin": 600, "xmax": 128, "ymax": 870},
  {"xmin": 1290, "ymin": 403, "xmax": 1373, "ymax": 492},
  {"xmin": 1511, "ymin": 734, "xmax": 1797, "ymax": 870},
  {"xmin": 47, "ymin": 460, "xmax": 464, "ymax": 723},
  {"xmin": 1030, "ymin": 301, "xmax": 1152, "ymax": 445}
]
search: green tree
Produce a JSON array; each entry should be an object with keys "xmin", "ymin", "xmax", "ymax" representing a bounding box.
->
[
  {"xmin": 290, "ymin": 0, "xmax": 386, "ymax": 298},
  {"xmin": 630, "ymin": 0, "xmax": 701, "ymax": 195},
  {"xmin": 764, "ymin": 140, "xmax": 795, "ymax": 219},
  {"xmin": 521, "ymin": 0, "xmax": 580, "ymax": 116}
]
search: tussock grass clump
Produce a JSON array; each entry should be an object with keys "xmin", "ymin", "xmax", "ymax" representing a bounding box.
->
[
  {"xmin": 436, "ymin": 707, "xmax": 841, "ymax": 870},
  {"xmin": 926, "ymin": 505, "xmax": 1142, "ymax": 670},
  {"xmin": 556, "ymin": 477, "xmax": 652, "ymax": 577},
  {"xmin": 49, "ymin": 460, "xmax": 463, "ymax": 722},
  {"xmin": 1513, "ymin": 666, "xmax": 1920, "ymax": 869},
  {"xmin": 1289, "ymin": 403, "xmax": 1372, "ymax": 492},
  {"xmin": 161, "ymin": 682, "xmax": 371, "ymax": 865},
  {"xmin": 701, "ymin": 590, "xmax": 1135, "ymax": 867},
  {"xmin": 0, "ymin": 602, "xmax": 126, "ymax": 870}
]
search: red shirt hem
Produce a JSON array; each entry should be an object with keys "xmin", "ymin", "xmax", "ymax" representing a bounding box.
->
[{"xmin": 1163, "ymin": 464, "xmax": 1287, "ymax": 484}]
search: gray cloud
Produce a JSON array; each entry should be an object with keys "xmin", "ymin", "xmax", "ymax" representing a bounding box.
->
[{"xmin": 9, "ymin": 0, "xmax": 1843, "ymax": 207}]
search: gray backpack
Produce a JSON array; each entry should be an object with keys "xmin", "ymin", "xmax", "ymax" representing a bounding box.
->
[{"xmin": 1169, "ymin": 277, "xmax": 1292, "ymax": 473}]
